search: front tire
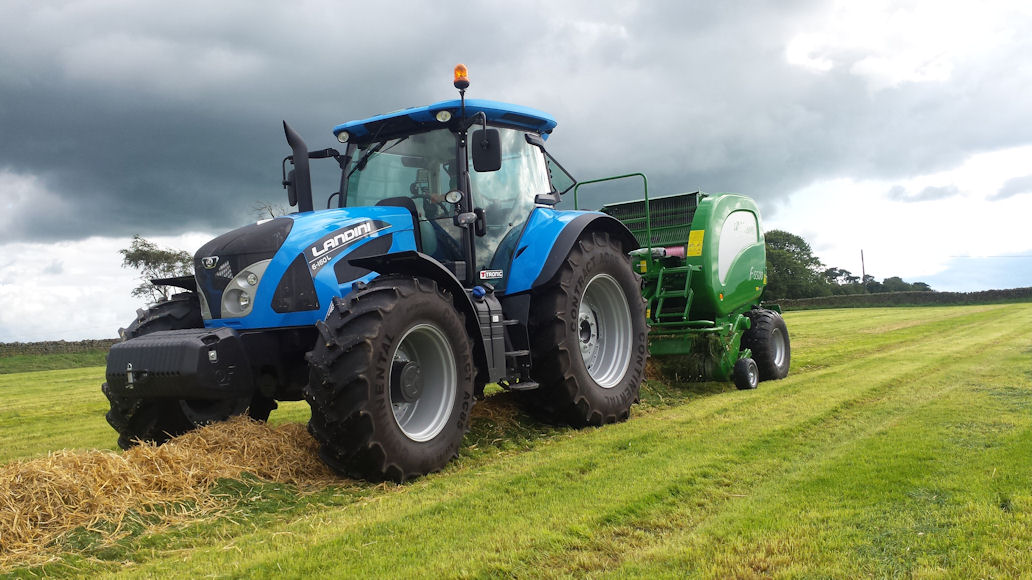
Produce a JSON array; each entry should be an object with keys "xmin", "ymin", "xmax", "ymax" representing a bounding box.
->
[
  {"xmin": 733, "ymin": 357, "xmax": 759, "ymax": 390},
  {"xmin": 306, "ymin": 277, "xmax": 474, "ymax": 482},
  {"xmin": 526, "ymin": 231, "xmax": 648, "ymax": 426}
]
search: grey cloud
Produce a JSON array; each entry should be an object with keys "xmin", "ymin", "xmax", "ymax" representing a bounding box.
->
[
  {"xmin": 886, "ymin": 184, "xmax": 960, "ymax": 203},
  {"xmin": 886, "ymin": 185, "xmax": 907, "ymax": 200},
  {"xmin": 1, "ymin": 1, "xmax": 1031, "ymax": 243},
  {"xmin": 990, "ymin": 174, "xmax": 1032, "ymax": 201}
]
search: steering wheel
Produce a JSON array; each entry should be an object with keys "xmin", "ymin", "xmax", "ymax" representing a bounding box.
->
[{"xmin": 409, "ymin": 182, "xmax": 446, "ymax": 219}]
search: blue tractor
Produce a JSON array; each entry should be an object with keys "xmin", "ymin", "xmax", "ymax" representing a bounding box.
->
[{"xmin": 103, "ymin": 66, "xmax": 648, "ymax": 481}]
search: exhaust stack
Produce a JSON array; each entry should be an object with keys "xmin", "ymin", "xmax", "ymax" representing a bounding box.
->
[{"xmin": 282, "ymin": 121, "xmax": 314, "ymax": 213}]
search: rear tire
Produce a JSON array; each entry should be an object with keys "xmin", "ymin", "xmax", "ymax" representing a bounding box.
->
[
  {"xmin": 742, "ymin": 309, "xmax": 791, "ymax": 381},
  {"xmin": 526, "ymin": 231, "xmax": 648, "ymax": 426},
  {"xmin": 306, "ymin": 277, "xmax": 474, "ymax": 482},
  {"xmin": 102, "ymin": 293, "xmax": 267, "ymax": 449}
]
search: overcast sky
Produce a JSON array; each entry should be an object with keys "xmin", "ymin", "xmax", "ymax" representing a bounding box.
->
[{"xmin": 2, "ymin": 0, "xmax": 1031, "ymax": 341}]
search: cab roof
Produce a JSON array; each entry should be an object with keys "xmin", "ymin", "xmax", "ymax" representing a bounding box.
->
[{"xmin": 332, "ymin": 99, "xmax": 557, "ymax": 144}]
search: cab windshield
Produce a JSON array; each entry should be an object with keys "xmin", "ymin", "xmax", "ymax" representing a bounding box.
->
[
  {"xmin": 344, "ymin": 129, "xmax": 466, "ymax": 263},
  {"xmin": 345, "ymin": 129, "xmax": 459, "ymax": 209}
]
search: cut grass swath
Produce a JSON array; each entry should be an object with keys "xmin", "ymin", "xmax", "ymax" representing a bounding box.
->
[{"xmin": 0, "ymin": 417, "xmax": 337, "ymax": 570}]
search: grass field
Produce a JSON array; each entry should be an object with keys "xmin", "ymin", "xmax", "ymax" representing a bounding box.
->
[
  {"xmin": 0, "ymin": 351, "xmax": 108, "ymax": 375},
  {"xmin": 1, "ymin": 304, "xmax": 1030, "ymax": 577}
]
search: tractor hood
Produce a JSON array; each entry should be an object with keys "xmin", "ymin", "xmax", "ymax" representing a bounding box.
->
[{"xmin": 194, "ymin": 206, "xmax": 419, "ymax": 328}]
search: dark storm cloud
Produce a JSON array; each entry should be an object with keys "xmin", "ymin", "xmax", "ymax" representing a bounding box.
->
[
  {"xmin": 0, "ymin": 4, "xmax": 440, "ymax": 241},
  {"xmin": 1, "ymin": 1, "xmax": 1031, "ymax": 243}
]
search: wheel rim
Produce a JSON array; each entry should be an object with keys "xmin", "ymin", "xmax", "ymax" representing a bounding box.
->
[
  {"xmin": 577, "ymin": 273, "xmax": 633, "ymax": 388},
  {"xmin": 390, "ymin": 322, "xmax": 457, "ymax": 442},
  {"xmin": 770, "ymin": 327, "xmax": 787, "ymax": 368}
]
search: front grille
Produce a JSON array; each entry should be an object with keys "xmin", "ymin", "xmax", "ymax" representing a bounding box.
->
[{"xmin": 194, "ymin": 218, "xmax": 293, "ymax": 319}]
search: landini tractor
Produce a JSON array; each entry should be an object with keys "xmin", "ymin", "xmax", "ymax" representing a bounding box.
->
[{"xmin": 103, "ymin": 65, "xmax": 789, "ymax": 481}]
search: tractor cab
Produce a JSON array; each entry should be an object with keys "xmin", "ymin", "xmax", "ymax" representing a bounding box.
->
[{"xmin": 320, "ymin": 97, "xmax": 573, "ymax": 292}]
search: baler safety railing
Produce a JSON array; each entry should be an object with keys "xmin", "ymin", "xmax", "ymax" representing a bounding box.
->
[{"xmin": 572, "ymin": 172, "xmax": 652, "ymax": 258}]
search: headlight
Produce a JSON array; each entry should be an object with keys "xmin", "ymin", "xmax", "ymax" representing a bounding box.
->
[{"xmin": 221, "ymin": 259, "xmax": 271, "ymax": 318}]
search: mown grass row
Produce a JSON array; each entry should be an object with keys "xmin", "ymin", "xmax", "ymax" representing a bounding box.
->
[{"xmin": 2, "ymin": 304, "xmax": 1030, "ymax": 577}]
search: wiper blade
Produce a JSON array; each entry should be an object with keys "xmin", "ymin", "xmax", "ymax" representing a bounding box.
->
[
  {"xmin": 348, "ymin": 136, "xmax": 409, "ymax": 177},
  {"xmin": 348, "ymin": 142, "xmax": 386, "ymax": 177}
]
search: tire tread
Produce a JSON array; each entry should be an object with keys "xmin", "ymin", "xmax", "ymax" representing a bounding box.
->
[
  {"xmin": 525, "ymin": 231, "xmax": 648, "ymax": 426},
  {"xmin": 306, "ymin": 276, "xmax": 474, "ymax": 482}
]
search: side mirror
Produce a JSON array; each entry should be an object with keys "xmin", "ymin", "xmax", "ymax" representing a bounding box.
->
[
  {"xmin": 471, "ymin": 129, "xmax": 502, "ymax": 172},
  {"xmin": 283, "ymin": 169, "xmax": 298, "ymax": 207}
]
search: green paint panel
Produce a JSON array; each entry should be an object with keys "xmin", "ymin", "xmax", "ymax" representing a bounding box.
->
[{"xmin": 598, "ymin": 184, "xmax": 770, "ymax": 382}]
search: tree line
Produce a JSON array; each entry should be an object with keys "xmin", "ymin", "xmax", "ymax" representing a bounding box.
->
[
  {"xmin": 119, "ymin": 228, "xmax": 931, "ymax": 305},
  {"xmin": 764, "ymin": 230, "xmax": 932, "ymax": 300}
]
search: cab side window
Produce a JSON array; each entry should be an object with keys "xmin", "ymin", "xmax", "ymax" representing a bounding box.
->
[{"xmin": 469, "ymin": 128, "xmax": 551, "ymax": 287}]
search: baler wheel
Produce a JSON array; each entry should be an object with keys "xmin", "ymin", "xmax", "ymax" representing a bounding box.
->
[
  {"xmin": 305, "ymin": 276, "xmax": 474, "ymax": 482},
  {"xmin": 102, "ymin": 293, "xmax": 269, "ymax": 449},
  {"xmin": 525, "ymin": 231, "xmax": 648, "ymax": 426},
  {"xmin": 732, "ymin": 357, "xmax": 759, "ymax": 390},
  {"xmin": 742, "ymin": 309, "xmax": 791, "ymax": 381}
]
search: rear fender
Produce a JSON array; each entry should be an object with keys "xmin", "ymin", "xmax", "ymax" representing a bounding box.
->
[{"xmin": 504, "ymin": 208, "xmax": 638, "ymax": 295}]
